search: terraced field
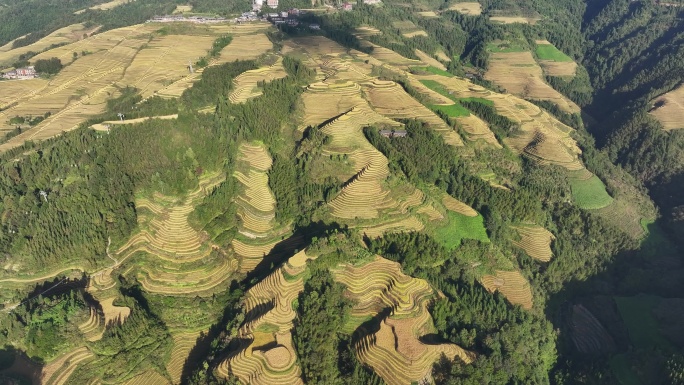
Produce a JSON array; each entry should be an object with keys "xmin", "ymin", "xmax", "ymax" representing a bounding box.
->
[
  {"xmin": 41, "ymin": 347, "xmax": 93, "ymax": 385},
  {"xmin": 481, "ymin": 270, "xmax": 533, "ymax": 309},
  {"xmin": 218, "ymin": 33, "xmax": 273, "ymax": 62},
  {"xmin": 569, "ymin": 304, "xmax": 616, "ymax": 354},
  {"xmin": 167, "ymin": 331, "xmax": 202, "ymax": 383},
  {"xmin": 116, "ymin": 172, "xmax": 238, "ymax": 296},
  {"xmin": 0, "ymin": 23, "xmax": 98, "ymax": 66},
  {"xmin": 0, "ymin": 23, "xmax": 273, "ymax": 152},
  {"xmin": 512, "ymin": 225, "xmax": 555, "ymax": 262},
  {"xmin": 415, "ymin": 74, "xmax": 588, "ymax": 172},
  {"xmin": 217, "ymin": 250, "xmax": 316, "ymax": 384},
  {"xmin": 650, "ymin": 83, "xmax": 684, "ymax": 131},
  {"xmin": 300, "ymin": 81, "xmax": 368, "ymax": 129},
  {"xmin": 362, "ymin": 79, "xmax": 464, "ymax": 146},
  {"xmin": 455, "ymin": 113, "xmax": 502, "ymax": 147},
  {"xmin": 489, "ymin": 16, "xmax": 540, "ymax": 24},
  {"xmin": 231, "ymin": 142, "xmax": 291, "ymax": 272},
  {"xmin": 75, "ymin": 0, "xmax": 135, "ymax": 14},
  {"xmin": 449, "ymin": 1, "xmax": 482, "ymax": 14},
  {"xmin": 333, "ymin": 256, "xmax": 474, "ymax": 385},
  {"xmin": 228, "ymin": 58, "xmax": 287, "ymax": 103},
  {"xmin": 485, "ymin": 50, "xmax": 579, "ymax": 113},
  {"xmin": 78, "ymin": 306, "xmax": 106, "ymax": 341},
  {"xmin": 535, "ymin": 40, "xmax": 577, "ymax": 77}
]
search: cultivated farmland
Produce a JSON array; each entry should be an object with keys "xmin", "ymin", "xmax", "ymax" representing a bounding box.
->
[
  {"xmin": 481, "ymin": 270, "xmax": 533, "ymax": 309},
  {"xmin": 650, "ymin": 83, "xmax": 684, "ymax": 130},
  {"xmin": 333, "ymin": 256, "xmax": 475, "ymax": 385},
  {"xmin": 535, "ymin": 40, "xmax": 577, "ymax": 77},
  {"xmin": 485, "ymin": 49, "xmax": 579, "ymax": 113},
  {"xmin": 512, "ymin": 225, "xmax": 555, "ymax": 262},
  {"xmin": 449, "ymin": 2, "xmax": 482, "ymax": 15},
  {"xmin": 229, "ymin": 58, "xmax": 287, "ymax": 103},
  {"xmin": 0, "ymin": 23, "xmax": 99, "ymax": 66},
  {"xmin": 217, "ymin": 250, "xmax": 317, "ymax": 384}
]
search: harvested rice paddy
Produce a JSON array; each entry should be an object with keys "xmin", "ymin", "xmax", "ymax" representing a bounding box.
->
[
  {"xmin": 485, "ymin": 50, "xmax": 579, "ymax": 113},
  {"xmin": 512, "ymin": 225, "xmax": 555, "ymax": 262},
  {"xmin": 481, "ymin": 270, "xmax": 533, "ymax": 309},
  {"xmin": 489, "ymin": 16, "xmax": 540, "ymax": 24},
  {"xmin": 535, "ymin": 40, "xmax": 577, "ymax": 77},
  {"xmin": 0, "ymin": 22, "xmax": 257, "ymax": 152},
  {"xmin": 0, "ymin": 23, "xmax": 98, "ymax": 66},
  {"xmin": 649, "ymin": 83, "xmax": 684, "ymax": 130},
  {"xmin": 333, "ymin": 256, "xmax": 475, "ymax": 385},
  {"xmin": 449, "ymin": 2, "xmax": 482, "ymax": 15}
]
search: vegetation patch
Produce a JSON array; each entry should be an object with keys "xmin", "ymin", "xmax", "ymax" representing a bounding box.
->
[
  {"xmin": 433, "ymin": 212, "xmax": 489, "ymax": 250},
  {"xmin": 410, "ymin": 66, "xmax": 453, "ymax": 77},
  {"xmin": 614, "ymin": 294, "xmax": 672, "ymax": 351},
  {"xmin": 535, "ymin": 43, "xmax": 573, "ymax": 62},
  {"xmin": 569, "ymin": 175, "xmax": 613, "ymax": 209}
]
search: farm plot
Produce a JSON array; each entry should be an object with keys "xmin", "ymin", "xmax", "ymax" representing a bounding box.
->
[
  {"xmin": 288, "ymin": 35, "xmax": 348, "ymax": 57},
  {"xmin": 392, "ymin": 20, "xmax": 427, "ymax": 38},
  {"xmin": 0, "ymin": 23, "xmax": 98, "ymax": 66},
  {"xmin": 78, "ymin": 307, "xmax": 106, "ymax": 341},
  {"xmin": 121, "ymin": 34, "xmax": 217, "ymax": 98},
  {"xmin": 414, "ymin": 49, "xmax": 446, "ymax": 71},
  {"xmin": 333, "ymin": 256, "xmax": 475, "ymax": 385},
  {"xmin": 40, "ymin": 347, "xmax": 93, "ymax": 385},
  {"xmin": 455, "ymin": 114, "xmax": 502, "ymax": 147},
  {"xmin": 649, "ymin": 83, "xmax": 684, "ymax": 130},
  {"xmin": 116, "ymin": 172, "xmax": 238, "ymax": 296},
  {"xmin": 217, "ymin": 250, "xmax": 317, "ymax": 385},
  {"xmin": 481, "ymin": 270, "xmax": 533, "ymax": 309},
  {"xmin": 300, "ymin": 80, "xmax": 367, "ymax": 129},
  {"xmin": 449, "ymin": 2, "xmax": 482, "ymax": 15},
  {"xmin": 362, "ymin": 79, "xmax": 463, "ymax": 146},
  {"xmin": 535, "ymin": 40, "xmax": 577, "ymax": 77},
  {"xmin": 75, "ymin": 0, "xmax": 135, "ymax": 14},
  {"xmin": 365, "ymin": 42, "xmax": 422, "ymax": 68},
  {"xmin": 122, "ymin": 370, "xmax": 170, "ymax": 385},
  {"xmin": 231, "ymin": 142, "xmax": 292, "ymax": 272},
  {"xmin": 489, "ymin": 16, "xmax": 540, "ymax": 24},
  {"xmin": 167, "ymin": 331, "xmax": 201, "ymax": 383},
  {"xmin": 418, "ymin": 74, "xmax": 588, "ymax": 171},
  {"xmin": 511, "ymin": 225, "xmax": 555, "ymax": 262},
  {"xmin": 569, "ymin": 304, "xmax": 616, "ymax": 354},
  {"xmin": 228, "ymin": 58, "xmax": 287, "ymax": 103},
  {"xmin": 569, "ymin": 173, "xmax": 613, "ymax": 210},
  {"xmin": 217, "ymin": 33, "xmax": 273, "ymax": 62},
  {"xmin": 485, "ymin": 50, "xmax": 579, "ymax": 113}
]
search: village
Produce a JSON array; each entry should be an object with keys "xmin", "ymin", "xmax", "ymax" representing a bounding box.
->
[{"xmin": 1, "ymin": 66, "xmax": 37, "ymax": 80}]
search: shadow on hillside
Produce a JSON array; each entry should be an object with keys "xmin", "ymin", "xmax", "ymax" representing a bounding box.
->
[{"xmin": 179, "ymin": 220, "xmax": 344, "ymax": 384}]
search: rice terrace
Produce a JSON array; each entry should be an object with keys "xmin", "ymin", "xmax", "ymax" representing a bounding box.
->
[{"xmin": 0, "ymin": 1, "xmax": 682, "ymax": 385}]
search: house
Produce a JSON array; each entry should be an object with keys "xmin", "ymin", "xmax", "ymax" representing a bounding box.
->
[
  {"xmin": 288, "ymin": 8, "xmax": 301, "ymax": 16},
  {"xmin": 342, "ymin": 2, "xmax": 353, "ymax": 10},
  {"xmin": 363, "ymin": 0, "xmax": 382, "ymax": 4},
  {"xmin": 309, "ymin": 23, "xmax": 321, "ymax": 30},
  {"xmin": 280, "ymin": 11, "xmax": 289, "ymax": 17},
  {"xmin": 266, "ymin": 0, "xmax": 279, "ymax": 8},
  {"xmin": 2, "ymin": 66, "xmax": 37, "ymax": 80},
  {"xmin": 379, "ymin": 129, "xmax": 408, "ymax": 138}
]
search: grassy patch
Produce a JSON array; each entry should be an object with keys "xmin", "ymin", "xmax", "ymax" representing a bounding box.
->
[
  {"xmin": 639, "ymin": 219, "xmax": 679, "ymax": 259},
  {"xmin": 614, "ymin": 295, "xmax": 673, "ymax": 351},
  {"xmin": 535, "ymin": 44, "xmax": 573, "ymax": 62},
  {"xmin": 431, "ymin": 103, "xmax": 470, "ymax": 117},
  {"xmin": 410, "ymin": 66, "xmax": 454, "ymax": 77},
  {"xmin": 434, "ymin": 212, "xmax": 490, "ymax": 250},
  {"xmin": 569, "ymin": 175, "xmax": 613, "ymax": 209},
  {"xmin": 609, "ymin": 354, "xmax": 643, "ymax": 385},
  {"xmin": 486, "ymin": 41, "xmax": 527, "ymax": 53}
]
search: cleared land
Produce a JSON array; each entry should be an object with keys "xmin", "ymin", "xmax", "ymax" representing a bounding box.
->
[
  {"xmin": 485, "ymin": 50, "xmax": 579, "ymax": 113},
  {"xmin": 650, "ymin": 83, "xmax": 684, "ymax": 130},
  {"xmin": 229, "ymin": 58, "xmax": 287, "ymax": 103},
  {"xmin": 569, "ymin": 304, "xmax": 616, "ymax": 354},
  {"xmin": 334, "ymin": 256, "xmax": 474, "ymax": 385},
  {"xmin": 434, "ymin": 212, "xmax": 489, "ymax": 250},
  {"xmin": 415, "ymin": 49, "xmax": 446, "ymax": 71},
  {"xmin": 535, "ymin": 41, "xmax": 577, "ymax": 77},
  {"xmin": 0, "ymin": 23, "xmax": 98, "ymax": 67},
  {"xmin": 217, "ymin": 33, "xmax": 273, "ymax": 62},
  {"xmin": 489, "ymin": 16, "xmax": 540, "ymax": 24},
  {"xmin": 362, "ymin": 79, "xmax": 463, "ymax": 146},
  {"xmin": 116, "ymin": 172, "xmax": 239, "ymax": 296},
  {"xmin": 449, "ymin": 2, "xmax": 482, "ymax": 15},
  {"xmin": 481, "ymin": 270, "xmax": 533, "ymax": 309},
  {"xmin": 512, "ymin": 225, "xmax": 555, "ymax": 262},
  {"xmin": 569, "ymin": 173, "xmax": 613, "ymax": 210},
  {"xmin": 217, "ymin": 250, "xmax": 317, "ymax": 385},
  {"xmin": 0, "ymin": 24, "xmax": 217, "ymax": 152},
  {"xmin": 392, "ymin": 20, "xmax": 427, "ymax": 38},
  {"xmin": 75, "ymin": 0, "xmax": 136, "ymax": 14},
  {"xmin": 232, "ymin": 142, "xmax": 291, "ymax": 272}
]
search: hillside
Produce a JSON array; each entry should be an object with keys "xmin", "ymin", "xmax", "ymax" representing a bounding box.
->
[{"xmin": 0, "ymin": 1, "xmax": 682, "ymax": 385}]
